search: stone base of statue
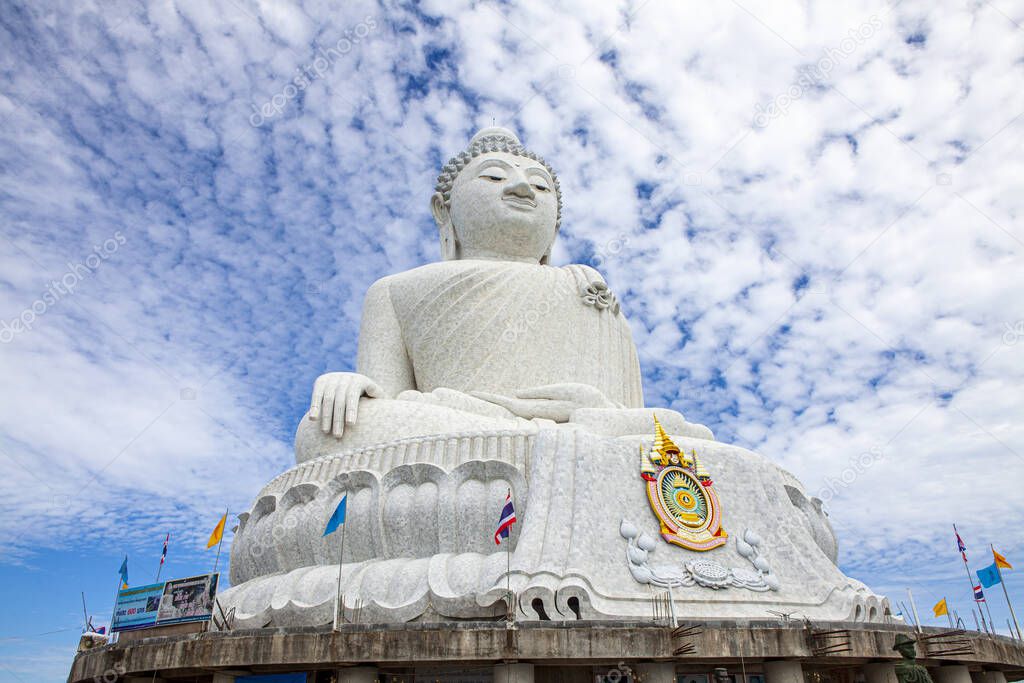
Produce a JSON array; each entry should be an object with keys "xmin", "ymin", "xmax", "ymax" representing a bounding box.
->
[{"xmin": 218, "ymin": 406, "xmax": 888, "ymax": 627}]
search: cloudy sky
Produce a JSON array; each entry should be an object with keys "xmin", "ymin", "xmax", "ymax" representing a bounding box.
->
[{"xmin": 1, "ymin": 0, "xmax": 1022, "ymax": 678}]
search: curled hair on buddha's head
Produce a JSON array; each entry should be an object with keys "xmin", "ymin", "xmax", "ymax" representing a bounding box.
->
[{"xmin": 434, "ymin": 126, "xmax": 563, "ymax": 234}]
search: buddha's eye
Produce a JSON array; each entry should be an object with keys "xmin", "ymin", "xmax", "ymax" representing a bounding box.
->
[
  {"xmin": 480, "ymin": 173, "xmax": 505, "ymax": 182},
  {"xmin": 532, "ymin": 183, "xmax": 550, "ymax": 192}
]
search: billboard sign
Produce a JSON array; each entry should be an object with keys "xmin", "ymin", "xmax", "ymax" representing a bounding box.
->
[
  {"xmin": 110, "ymin": 582, "xmax": 165, "ymax": 632},
  {"xmin": 155, "ymin": 573, "xmax": 220, "ymax": 625}
]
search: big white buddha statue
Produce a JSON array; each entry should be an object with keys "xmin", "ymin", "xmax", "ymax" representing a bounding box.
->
[
  {"xmin": 295, "ymin": 127, "xmax": 665, "ymax": 461},
  {"xmin": 219, "ymin": 128, "xmax": 889, "ymax": 627}
]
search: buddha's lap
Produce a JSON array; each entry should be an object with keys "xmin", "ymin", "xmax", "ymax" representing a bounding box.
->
[{"xmin": 295, "ymin": 396, "xmax": 525, "ymax": 463}]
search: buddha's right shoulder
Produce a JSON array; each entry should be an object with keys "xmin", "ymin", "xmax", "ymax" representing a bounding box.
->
[{"xmin": 365, "ymin": 262, "xmax": 464, "ymax": 300}]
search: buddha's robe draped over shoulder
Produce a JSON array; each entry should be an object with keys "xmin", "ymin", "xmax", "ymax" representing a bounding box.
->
[{"xmin": 382, "ymin": 260, "xmax": 644, "ymax": 408}]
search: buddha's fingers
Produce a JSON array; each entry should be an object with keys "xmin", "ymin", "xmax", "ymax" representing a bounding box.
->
[
  {"xmin": 469, "ymin": 391, "xmax": 521, "ymax": 414},
  {"xmin": 431, "ymin": 388, "xmax": 517, "ymax": 419},
  {"xmin": 320, "ymin": 382, "xmax": 338, "ymax": 434},
  {"xmin": 523, "ymin": 399, "xmax": 576, "ymax": 422},
  {"xmin": 309, "ymin": 376, "xmax": 326, "ymax": 420},
  {"xmin": 364, "ymin": 380, "xmax": 384, "ymax": 399},
  {"xmin": 343, "ymin": 381, "xmax": 362, "ymax": 428},
  {"xmin": 333, "ymin": 380, "xmax": 354, "ymax": 437},
  {"xmin": 470, "ymin": 391, "xmax": 574, "ymax": 422},
  {"xmin": 516, "ymin": 382, "xmax": 610, "ymax": 406}
]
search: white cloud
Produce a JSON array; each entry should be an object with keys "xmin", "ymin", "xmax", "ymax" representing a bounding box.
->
[{"xmin": 0, "ymin": 1, "xmax": 1022, "ymax": 664}]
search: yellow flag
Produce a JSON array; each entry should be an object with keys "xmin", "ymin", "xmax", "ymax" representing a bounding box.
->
[
  {"xmin": 207, "ymin": 512, "xmax": 227, "ymax": 549},
  {"xmin": 932, "ymin": 598, "xmax": 948, "ymax": 617},
  {"xmin": 993, "ymin": 548, "xmax": 1013, "ymax": 570}
]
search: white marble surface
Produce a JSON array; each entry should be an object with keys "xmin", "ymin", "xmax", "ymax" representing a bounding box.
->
[
  {"xmin": 221, "ymin": 127, "xmax": 889, "ymax": 626},
  {"xmin": 220, "ymin": 423, "xmax": 887, "ymax": 626}
]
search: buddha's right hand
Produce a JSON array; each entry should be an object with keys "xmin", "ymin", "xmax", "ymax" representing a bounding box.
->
[{"xmin": 308, "ymin": 372, "xmax": 384, "ymax": 437}]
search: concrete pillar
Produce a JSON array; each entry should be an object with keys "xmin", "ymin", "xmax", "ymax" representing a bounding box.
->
[
  {"xmin": 494, "ymin": 663, "xmax": 535, "ymax": 683},
  {"xmin": 863, "ymin": 663, "xmax": 898, "ymax": 683},
  {"xmin": 971, "ymin": 672, "xmax": 995, "ymax": 683},
  {"xmin": 635, "ymin": 663, "xmax": 676, "ymax": 683},
  {"xmin": 211, "ymin": 675, "xmax": 236, "ymax": 683},
  {"xmin": 987, "ymin": 673, "xmax": 1008, "ymax": 683},
  {"xmin": 932, "ymin": 665, "xmax": 972, "ymax": 683},
  {"xmin": 337, "ymin": 667, "xmax": 379, "ymax": 683},
  {"xmin": 764, "ymin": 660, "xmax": 805, "ymax": 683}
]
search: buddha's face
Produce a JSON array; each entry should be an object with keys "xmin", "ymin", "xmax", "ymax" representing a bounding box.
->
[{"xmin": 441, "ymin": 152, "xmax": 558, "ymax": 263}]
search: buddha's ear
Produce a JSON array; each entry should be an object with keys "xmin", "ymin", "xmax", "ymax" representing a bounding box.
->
[
  {"xmin": 431, "ymin": 192, "xmax": 458, "ymax": 261},
  {"xmin": 430, "ymin": 192, "xmax": 449, "ymax": 228}
]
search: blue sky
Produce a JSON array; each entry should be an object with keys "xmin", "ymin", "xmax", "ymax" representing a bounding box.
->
[{"xmin": 1, "ymin": 0, "xmax": 1023, "ymax": 679}]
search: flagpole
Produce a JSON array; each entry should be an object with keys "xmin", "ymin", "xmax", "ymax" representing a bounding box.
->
[
  {"xmin": 906, "ymin": 588, "xmax": 923, "ymax": 634},
  {"xmin": 334, "ymin": 519, "xmax": 347, "ymax": 630},
  {"xmin": 945, "ymin": 598, "xmax": 953, "ymax": 628},
  {"xmin": 156, "ymin": 533, "xmax": 168, "ymax": 582},
  {"xmin": 954, "ymin": 525, "xmax": 982, "ymax": 629},
  {"xmin": 983, "ymin": 595, "xmax": 996, "ymax": 634},
  {"xmin": 81, "ymin": 592, "xmax": 90, "ymax": 632},
  {"xmin": 109, "ymin": 560, "xmax": 125, "ymax": 639},
  {"xmin": 992, "ymin": 544, "xmax": 1022, "ymax": 639},
  {"xmin": 898, "ymin": 601, "xmax": 914, "ymax": 628},
  {"xmin": 212, "ymin": 508, "xmax": 228, "ymax": 575},
  {"xmin": 507, "ymin": 540, "xmax": 512, "ymax": 622}
]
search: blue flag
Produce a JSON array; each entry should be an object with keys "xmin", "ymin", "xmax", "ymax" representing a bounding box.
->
[
  {"xmin": 978, "ymin": 562, "xmax": 1002, "ymax": 588},
  {"xmin": 323, "ymin": 495, "xmax": 347, "ymax": 536},
  {"xmin": 118, "ymin": 555, "xmax": 128, "ymax": 588}
]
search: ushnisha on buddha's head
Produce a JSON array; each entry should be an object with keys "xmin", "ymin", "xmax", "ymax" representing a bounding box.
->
[{"xmin": 432, "ymin": 127, "xmax": 562, "ymax": 265}]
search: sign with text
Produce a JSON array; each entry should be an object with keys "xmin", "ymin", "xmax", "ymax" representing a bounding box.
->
[
  {"xmin": 110, "ymin": 582, "xmax": 164, "ymax": 632},
  {"xmin": 155, "ymin": 573, "xmax": 219, "ymax": 625}
]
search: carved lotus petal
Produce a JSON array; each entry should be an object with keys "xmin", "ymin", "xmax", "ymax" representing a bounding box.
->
[
  {"xmin": 628, "ymin": 562, "xmax": 652, "ymax": 584},
  {"xmin": 731, "ymin": 567, "xmax": 761, "ymax": 584},
  {"xmin": 637, "ymin": 532, "xmax": 658, "ymax": 551},
  {"xmin": 736, "ymin": 539, "xmax": 754, "ymax": 558},
  {"xmin": 627, "ymin": 546, "xmax": 648, "ymax": 565},
  {"xmin": 743, "ymin": 529, "xmax": 762, "ymax": 546},
  {"xmin": 619, "ymin": 519, "xmax": 638, "ymax": 540}
]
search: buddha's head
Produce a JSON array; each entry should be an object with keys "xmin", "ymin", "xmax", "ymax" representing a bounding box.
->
[{"xmin": 432, "ymin": 127, "xmax": 562, "ymax": 264}]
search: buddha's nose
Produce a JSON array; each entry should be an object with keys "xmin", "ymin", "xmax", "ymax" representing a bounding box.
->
[{"xmin": 505, "ymin": 177, "xmax": 535, "ymax": 199}]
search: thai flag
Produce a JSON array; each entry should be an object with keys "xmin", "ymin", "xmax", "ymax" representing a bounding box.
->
[
  {"xmin": 974, "ymin": 584, "xmax": 986, "ymax": 602},
  {"xmin": 494, "ymin": 490, "xmax": 516, "ymax": 545},
  {"xmin": 159, "ymin": 533, "xmax": 169, "ymax": 566},
  {"xmin": 955, "ymin": 526, "xmax": 967, "ymax": 562}
]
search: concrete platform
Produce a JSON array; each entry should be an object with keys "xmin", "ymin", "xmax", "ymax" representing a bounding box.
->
[{"xmin": 68, "ymin": 621, "xmax": 1024, "ymax": 682}]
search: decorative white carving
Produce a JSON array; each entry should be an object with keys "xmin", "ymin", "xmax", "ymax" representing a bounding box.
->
[
  {"xmin": 620, "ymin": 520, "xmax": 781, "ymax": 592},
  {"xmin": 581, "ymin": 280, "xmax": 620, "ymax": 314}
]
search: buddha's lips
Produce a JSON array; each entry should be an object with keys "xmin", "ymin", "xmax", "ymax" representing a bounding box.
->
[{"xmin": 503, "ymin": 196, "xmax": 536, "ymax": 209}]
